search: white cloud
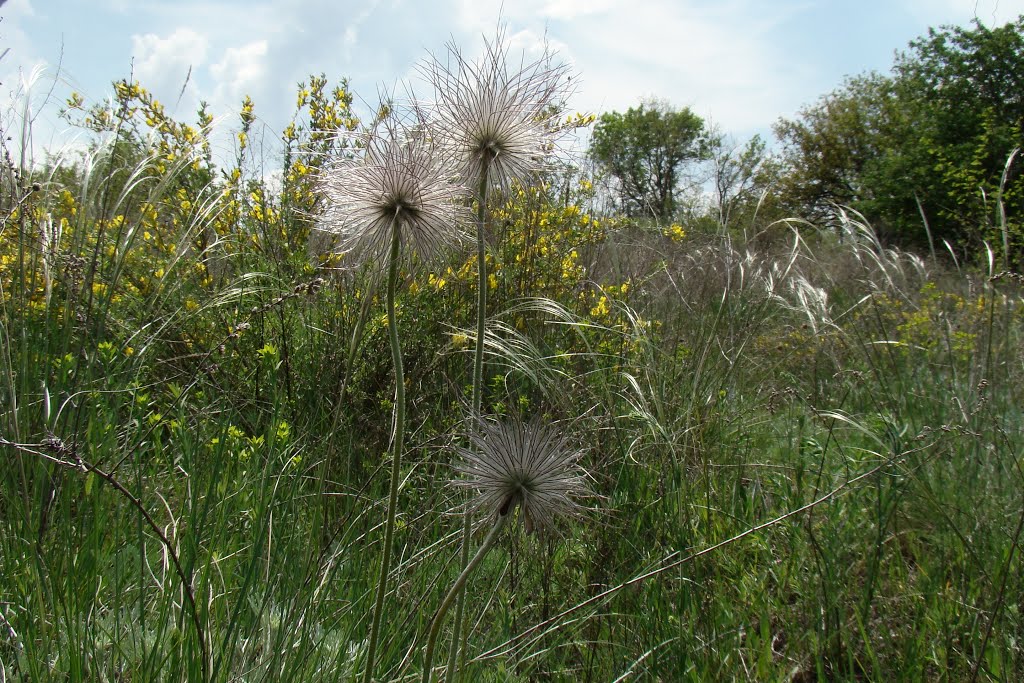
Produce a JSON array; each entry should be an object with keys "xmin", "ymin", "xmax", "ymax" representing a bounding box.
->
[
  {"xmin": 210, "ymin": 40, "xmax": 268, "ymax": 108},
  {"xmin": 131, "ymin": 28, "xmax": 208, "ymax": 86},
  {"xmin": 130, "ymin": 27, "xmax": 208, "ymax": 114},
  {"xmin": 1, "ymin": 0, "xmax": 36, "ymax": 20},
  {"xmin": 468, "ymin": 0, "xmax": 808, "ymax": 133},
  {"xmin": 505, "ymin": 28, "xmax": 574, "ymax": 68},
  {"xmin": 0, "ymin": 0, "xmax": 79, "ymax": 165},
  {"xmin": 1, "ymin": 0, "xmax": 44, "ymax": 80},
  {"xmin": 540, "ymin": 0, "xmax": 619, "ymax": 19},
  {"xmin": 19, "ymin": 0, "xmax": 1017, "ymax": 170}
]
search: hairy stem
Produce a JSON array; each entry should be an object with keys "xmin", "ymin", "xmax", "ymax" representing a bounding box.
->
[
  {"xmin": 447, "ymin": 160, "xmax": 491, "ymax": 679},
  {"xmin": 362, "ymin": 218, "xmax": 406, "ymax": 683},
  {"xmin": 424, "ymin": 510, "xmax": 510, "ymax": 683}
]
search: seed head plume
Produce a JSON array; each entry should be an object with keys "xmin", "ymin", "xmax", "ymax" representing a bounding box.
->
[
  {"xmin": 454, "ymin": 416, "xmax": 588, "ymax": 533},
  {"xmin": 316, "ymin": 103, "xmax": 469, "ymax": 683},
  {"xmin": 421, "ymin": 28, "xmax": 574, "ymax": 192},
  {"xmin": 316, "ymin": 111, "xmax": 468, "ymax": 266}
]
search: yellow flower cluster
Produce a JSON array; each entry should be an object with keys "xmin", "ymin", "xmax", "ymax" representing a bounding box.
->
[
  {"xmin": 490, "ymin": 179, "xmax": 605, "ymax": 300},
  {"xmin": 663, "ymin": 223, "xmax": 686, "ymax": 242},
  {"xmin": 585, "ymin": 282, "xmax": 631, "ymax": 320}
]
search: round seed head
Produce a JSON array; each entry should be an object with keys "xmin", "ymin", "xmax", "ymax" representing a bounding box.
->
[
  {"xmin": 454, "ymin": 417, "xmax": 587, "ymax": 533},
  {"xmin": 317, "ymin": 113, "xmax": 469, "ymax": 266},
  {"xmin": 422, "ymin": 28, "xmax": 573, "ymax": 191}
]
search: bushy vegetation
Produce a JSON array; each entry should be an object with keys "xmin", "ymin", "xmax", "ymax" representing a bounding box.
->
[
  {"xmin": 1, "ymin": 19, "xmax": 1023, "ymax": 683},
  {"xmin": 774, "ymin": 18, "xmax": 1024, "ymax": 264}
]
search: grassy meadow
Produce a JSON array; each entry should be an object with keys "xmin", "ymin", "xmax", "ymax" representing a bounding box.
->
[{"xmin": 1, "ymin": 66, "xmax": 1023, "ymax": 683}]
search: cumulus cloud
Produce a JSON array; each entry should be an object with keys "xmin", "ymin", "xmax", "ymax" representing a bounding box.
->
[
  {"xmin": 445, "ymin": 0, "xmax": 804, "ymax": 133},
  {"xmin": 576, "ymin": 1, "xmax": 806, "ymax": 130},
  {"xmin": 1, "ymin": 0, "xmax": 85, "ymax": 162},
  {"xmin": 131, "ymin": 27, "xmax": 208, "ymax": 113},
  {"xmin": 1, "ymin": 0, "xmax": 45, "ymax": 84},
  {"xmin": 15, "ymin": 0, "xmax": 1016, "ymax": 169},
  {"xmin": 539, "ymin": 0, "xmax": 619, "ymax": 20},
  {"xmin": 210, "ymin": 40, "xmax": 268, "ymax": 108}
]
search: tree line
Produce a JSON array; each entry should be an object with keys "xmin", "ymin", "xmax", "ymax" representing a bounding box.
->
[{"xmin": 589, "ymin": 16, "xmax": 1024, "ymax": 266}]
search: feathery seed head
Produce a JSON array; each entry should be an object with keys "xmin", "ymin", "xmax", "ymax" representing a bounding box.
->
[
  {"xmin": 317, "ymin": 113, "xmax": 469, "ymax": 266},
  {"xmin": 422, "ymin": 29, "xmax": 574, "ymax": 191},
  {"xmin": 454, "ymin": 417, "xmax": 587, "ymax": 533}
]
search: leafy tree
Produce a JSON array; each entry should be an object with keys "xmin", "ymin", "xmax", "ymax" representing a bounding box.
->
[
  {"xmin": 590, "ymin": 99, "xmax": 709, "ymax": 223},
  {"xmin": 773, "ymin": 75, "xmax": 907, "ymax": 225},
  {"xmin": 895, "ymin": 18, "xmax": 1024, "ymax": 261},
  {"xmin": 775, "ymin": 17, "xmax": 1024, "ymax": 262}
]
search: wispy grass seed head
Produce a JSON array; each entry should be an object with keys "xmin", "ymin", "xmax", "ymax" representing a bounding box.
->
[
  {"xmin": 455, "ymin": 417, "xmax": 587, "ymax": 533},
  {"xmin": 422, "ymin": 30, "xmax": 573, "ymax": 191},
  {"xmin": 317, "ymin": 114, "xmax": 468, "ymax": 266}
]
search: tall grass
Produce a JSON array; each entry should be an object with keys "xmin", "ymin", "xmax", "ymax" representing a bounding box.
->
[{"xmin": 1, "ymin": 62, "xmax": 1022, "ymax": 683}]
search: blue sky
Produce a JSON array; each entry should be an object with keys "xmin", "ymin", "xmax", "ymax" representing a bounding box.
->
[{"xmin": 2, "ymin": 0, "xmax": 1023, "ymax": 165}]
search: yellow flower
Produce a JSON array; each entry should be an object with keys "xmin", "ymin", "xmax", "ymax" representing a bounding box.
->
[
  {"xmin": 663, "ymin": 223, "xmax": 686, "ymax": 242},
  {"xmin": 276, "ymin": 421, "xmax": 291, "ymax": 441},
  {"xmin": 428, "ymin": 273, "xmax": 447, "ymax": 290}
]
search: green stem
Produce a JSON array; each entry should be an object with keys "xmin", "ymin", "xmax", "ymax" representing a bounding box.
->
[
  {"xmin": 423, "ymin": 511, "xmax": 510, "ymax": 683},
  {"xmin": 471, "ymin": 153, "xmax": 492, "ymax": 418},
  {"xmin": 362, "ymin": 218, "xmax": 405, "ymax": 683},
  {"xmin": 447, "ymin": 161, "xmax": 491, "ymax": 679}
]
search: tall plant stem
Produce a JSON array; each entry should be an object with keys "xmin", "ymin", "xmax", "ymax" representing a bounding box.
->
[
  {"xmin": 362, "ymin": 217, "xmax": 405, "ymax": 683},
  {"xmin": 424, "ymin": 510, "xmax": 510, "ymax": 683},
  {"xmin": 447, "ymin": 161, "xmax": 491, "ymax": 678}
]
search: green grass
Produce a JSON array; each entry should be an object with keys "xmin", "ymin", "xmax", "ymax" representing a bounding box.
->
[{"xmin": 1, "ymin": 75, "xmax": 1023, "ymax": 683}]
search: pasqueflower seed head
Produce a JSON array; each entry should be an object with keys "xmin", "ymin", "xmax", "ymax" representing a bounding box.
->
[
  {"xmin": 421, "ymin": 29, "xmax": 573, "ymax": 192},
  {"xmin": 454, "ymin": 417, "xmax": 587, "ymax": 533},
  {"xmin": 317, "ymin": 113, "xmax": 469, "ymax": 265}
]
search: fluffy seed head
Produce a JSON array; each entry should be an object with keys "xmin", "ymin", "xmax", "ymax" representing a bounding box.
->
[
  {"xmin": 454, "ymin": 417, "xmax": 587, "ymax": 533},
  {"xmin": 317, "ymin": 113, "xmax": 468, "ymax": 265},
  {"xmin": 422, "ymin": 29, "xmax": 573, "ymax": 191}
]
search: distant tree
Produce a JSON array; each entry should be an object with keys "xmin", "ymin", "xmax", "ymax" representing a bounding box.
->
[
  {"xmin": 775, "ymin": 17, "xmax": 1024, "ymax": 263},
  {"xmin": 894, "ymin": 17, "xmax": 1024, "ymax": 261},
  {"xmin": 706, "ymin": 130, "xmax": 778, "ymax": 233},
  {"xmin": 773, "ymin": 74, "xmax": 914, "ymax": 229},
  {"xmin": 589, "ymin": 100, "xmax": 709, "ymax": 223}
]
